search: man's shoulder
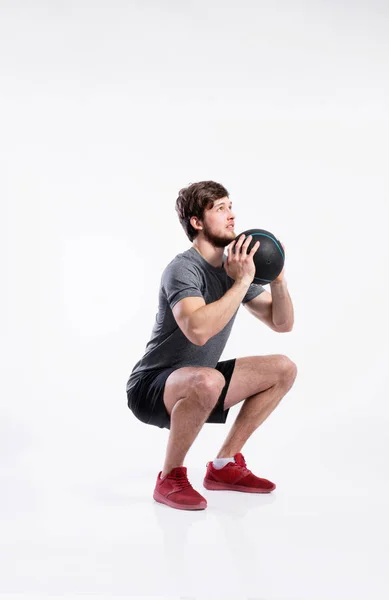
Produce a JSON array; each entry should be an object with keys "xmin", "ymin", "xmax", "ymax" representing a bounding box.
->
[{"xmin": 164, "ymin": 248, "xmax": 198, "ymax": 272}]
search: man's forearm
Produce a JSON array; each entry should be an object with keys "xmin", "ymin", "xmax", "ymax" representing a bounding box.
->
[
  {"xmin": 190, "ymin": 279, "xmax": 251, "ymax": 345},
  {"xmin": 270, "ymin": 279, "xmax": 294, "ymax": 329}
]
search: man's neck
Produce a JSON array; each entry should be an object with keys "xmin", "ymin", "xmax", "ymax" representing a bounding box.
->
[{"xmin": 192, "ymin": 243, "xmax": 224, "ymax": 269}]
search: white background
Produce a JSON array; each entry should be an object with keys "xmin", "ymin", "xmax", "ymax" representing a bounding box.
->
[{"xmin": 1, "ymin": 1, "xmax": 388, "ymax": 598}]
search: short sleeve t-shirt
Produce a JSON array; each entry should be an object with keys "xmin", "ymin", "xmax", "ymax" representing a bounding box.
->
[{"xmin": 126, "ymin": 246, "xmax": 265, "ymax": 392}]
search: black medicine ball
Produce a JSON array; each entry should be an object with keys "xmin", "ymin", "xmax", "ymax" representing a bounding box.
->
[{"xmin": 232, "ymin": 228, "xmax": 285, "ymax": 285}]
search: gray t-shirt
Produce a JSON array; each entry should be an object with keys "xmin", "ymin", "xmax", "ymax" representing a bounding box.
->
[{"xmin": 126, "ymin": 246, "xmax": 265, "ymax": 392}]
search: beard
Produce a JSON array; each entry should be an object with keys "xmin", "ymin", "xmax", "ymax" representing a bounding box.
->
[{"xmin": 202, "ymin": 222, "xmax": 234, "ymax": 248}]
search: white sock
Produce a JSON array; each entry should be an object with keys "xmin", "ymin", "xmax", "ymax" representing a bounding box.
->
[{"xmin": 212, "ymin": 457, "xmax": 235, "ymax": 469}]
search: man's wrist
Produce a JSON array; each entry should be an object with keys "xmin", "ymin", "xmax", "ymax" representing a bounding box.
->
[{"xmin": 270, "ymin": 277, "xmax": 286, "ymax": 287}]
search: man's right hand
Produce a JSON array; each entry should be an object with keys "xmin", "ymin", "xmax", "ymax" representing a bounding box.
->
[{"xmin": 223, "ymin": 234, "xmax": 260, "ymax": 285}]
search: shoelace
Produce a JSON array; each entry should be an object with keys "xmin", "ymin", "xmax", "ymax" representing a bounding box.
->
[
  {"xmin": 238, "ymin": 465, "xmax": 252, "ymax": 476},
  {"xmin": 168, "ymin": 474, "xmax": 192, "ymax": 490},
  {"xmin": 233, "ymin": 458, "xmax": 252, "ymax": 476}
]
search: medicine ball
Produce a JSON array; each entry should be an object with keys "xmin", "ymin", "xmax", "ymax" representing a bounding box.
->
[{"xmin": 232, "ymin": 228, "xmax": 285, "ymax": 285}]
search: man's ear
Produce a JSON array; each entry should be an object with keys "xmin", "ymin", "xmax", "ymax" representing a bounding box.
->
[{"xmin": 191, "ymin": 216, "xmax": 202, "ymax": 230}]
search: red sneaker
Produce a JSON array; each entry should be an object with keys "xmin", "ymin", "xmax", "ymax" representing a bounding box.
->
[
  {"xmin": 153, "ymin": 466, "xmax": 207, "ymax": 510},
  {"xmin": 203, "ymin": 453, "xmax": 276, "ymax": 493}
]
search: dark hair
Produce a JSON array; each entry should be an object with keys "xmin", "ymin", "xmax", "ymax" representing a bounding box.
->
[{"xmin": 175, "ymin": 181, "xmax": 229, "ymax": 242}]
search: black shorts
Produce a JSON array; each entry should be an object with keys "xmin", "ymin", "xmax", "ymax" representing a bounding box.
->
[{"xmin": 127, "ymin": 359, "xmax": 236, "ymax": 430}]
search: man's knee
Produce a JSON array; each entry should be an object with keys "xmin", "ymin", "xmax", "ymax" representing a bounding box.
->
[
  {"xmin": 277, "ymin": 355, "xmax": 298, "ymax": 383},
  {"xmin": 194, "ymin": 369, "xmax": 226, "ymax": 409}
]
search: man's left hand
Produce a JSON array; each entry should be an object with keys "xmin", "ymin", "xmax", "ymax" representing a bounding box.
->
[{"xmin": 272, "ymin": 241, "xmax": 286, "ymax": 283}]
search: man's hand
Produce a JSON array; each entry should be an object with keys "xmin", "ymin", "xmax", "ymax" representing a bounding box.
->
[
  {"xmin": 224, "ymin": 234, "xmax": 260, "ymax": 285},
  {"xmin": 272, "ymin": 241, "xmax": 286, "ymax": 284}
]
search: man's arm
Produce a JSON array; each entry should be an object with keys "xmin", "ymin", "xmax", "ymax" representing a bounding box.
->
[
  {"xmin": 189, "ymin": 278, "xmax": 251, "ymax": 345},
  {"xmin": 243, "ymin": 281, "xmax": 294, "ymax": 332}
]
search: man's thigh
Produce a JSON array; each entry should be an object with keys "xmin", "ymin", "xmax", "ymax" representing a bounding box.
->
[{"xmin": 224, "ymin": 354, "xmax": 297, "ymax": 410}]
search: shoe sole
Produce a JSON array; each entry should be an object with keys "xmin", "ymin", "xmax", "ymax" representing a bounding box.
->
[
  {"xmin": 203, "ymin": 478, "xmax": 276, "ymax": 493},
  {"xmin": 153, "ymin": 490, "xmax": 207, "ymax": 510}
]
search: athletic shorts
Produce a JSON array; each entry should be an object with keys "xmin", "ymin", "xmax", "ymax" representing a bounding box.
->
[{"xmin": 126, "ymin": 359, "xmax": 236, "ymax": 430}]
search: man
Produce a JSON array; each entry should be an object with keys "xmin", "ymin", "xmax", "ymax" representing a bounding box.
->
[{"xmin": 126, "ymin": 180, "xmax": 297, "ymax": 511}]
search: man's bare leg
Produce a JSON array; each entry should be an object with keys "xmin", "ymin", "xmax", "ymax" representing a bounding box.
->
[
  {"xmin": 161, "ymin": 381, "xmax": 224, "ymax": 478},
  {"xmin": 216, "ymin": 373, "xmax": 297, "ymax": 459}
]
